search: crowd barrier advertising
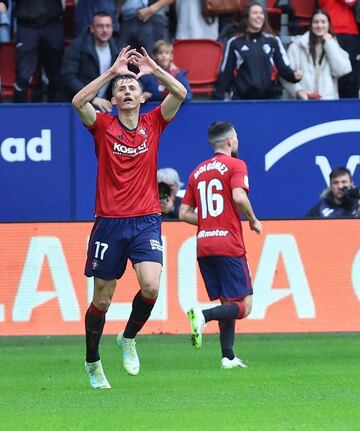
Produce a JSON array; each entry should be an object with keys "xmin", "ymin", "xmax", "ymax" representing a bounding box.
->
[
  {"xmin": 0, "ymin": 104, "xmax": 74, "ymax": 221},
  {"xmin": 72, "ymin": 99, "xmax": 360, "ymax": 220},
  {"xmin": 0, "ymin": 220, "xmax": 359, "ymax": 336},
  {"xmin": 1, "ymin": 100, "xmax": 360, "ymax": 221}
]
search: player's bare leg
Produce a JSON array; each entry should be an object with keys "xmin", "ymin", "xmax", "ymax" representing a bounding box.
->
[
  {"xmin": 85, "ymin": 278, "xmax": 116, "ymax": 388},
  {"xmin": 118, "ymin": 262, "xmax": 162, "ymax": 375}
]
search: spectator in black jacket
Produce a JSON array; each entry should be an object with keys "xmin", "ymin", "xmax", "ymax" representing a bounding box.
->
[
  {"xmin": 307, "ymin": 167, "xmax": 360, "ymax": 218},
  {"xmin": 60, "ymin": 11, "xmax": 119, "ymax": 112},
  {"xmin": 213, "ymin": 1, "xmax": 303, "ymax": 100},
  {"xmin": 13, "ymin": 0, "xmax": 64, "ymax": 102}
]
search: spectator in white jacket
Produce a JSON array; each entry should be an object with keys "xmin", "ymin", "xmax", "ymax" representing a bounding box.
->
[{"xmin": 281, "ymin": 9, "xmax": 352, "ymax": 100}]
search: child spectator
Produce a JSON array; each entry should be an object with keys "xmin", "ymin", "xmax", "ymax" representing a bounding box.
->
[{"xmin": 140, "ymin": 39, "xmax": 192, "ymax": 101}]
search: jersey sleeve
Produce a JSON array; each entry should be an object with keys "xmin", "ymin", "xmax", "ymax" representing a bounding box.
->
[
  {"xmin": 182, "ymin": 178, "xmax": 196, "ymax": 208},
  {"xmin": 144, "ymin": 105, "xmax": 172, "ymax": 137},
  {"xmin": 230, "ymin": 160, "xmax": 249, "ymax": 192},
  {"xmin": 85, "ymin": 112, "xmax": 107, "ymax": 136}
]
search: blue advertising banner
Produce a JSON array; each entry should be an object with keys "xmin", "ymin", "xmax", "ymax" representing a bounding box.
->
[
  {"xmin": 75, "ymin": 100, "xmax": 360, "ymax": 219},
  {"xmin": 1, "ymin": 100, "xmax": 359, "ymax": 221},
  {"xmin": 0, "ymin": 105, "xmax": 74, "ymax": 221}
]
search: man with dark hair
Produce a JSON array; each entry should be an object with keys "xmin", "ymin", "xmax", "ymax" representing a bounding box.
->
[
  {"xmin": 307, "ymin": 167, "xmax": 360, "ymax": 218},
  {"xmin": 72, "ymin": 45, "xmax": 187, "ymax": 388},
  {"xmin": 61, "ymin": 11, "xmax": 119, "ymax": 112},
  {"xmin": 179, "ymin": 121, "xmax": 262, "ymax": 369}
]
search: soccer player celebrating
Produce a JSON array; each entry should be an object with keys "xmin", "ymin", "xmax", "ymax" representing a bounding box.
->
[
  {"xmin": 72, "ymin": 46, "xmax": 187, "ymax": 388},
  {"xmin": 179, "ymin": 121, "xmax": 262, "ymax": 369}
]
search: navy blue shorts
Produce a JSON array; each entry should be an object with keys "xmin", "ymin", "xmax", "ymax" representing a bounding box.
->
[
  {"xmin": 198, "ymin": 255, "xmax": 253, "ymax": 301},
  {"xmin": 85, "ymin": 214, "xmax": 163, "ymax": 280}
]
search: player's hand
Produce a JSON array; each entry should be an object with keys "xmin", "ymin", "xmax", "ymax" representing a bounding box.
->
[
  {"xmin": 109, "ymin": 46, "xmax": 138, "ymax": 77},
  {"xmin": 92, "ymin": 97, "xmax": 113, "ymax": 113},
  {"xmin": 249, "ymin": 219, "xmax": 262, "ymax": 234},
  {"xmin": 137, "ymin": 6, "xmax": 155, "ymax": 22},
  {"xmin": 129, "ymin": 47, "xmax": 159, "ymax": 79}
]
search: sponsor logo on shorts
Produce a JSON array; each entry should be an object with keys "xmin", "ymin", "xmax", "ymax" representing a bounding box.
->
[
  {"xmin": 197, "ymin": 229, "xmax": 229, "ymax": 238},
  {"xmin": 150, "ymin": 239, "xmax": 163, "ymax": 251},
  {"xmin": 113, "ymin": 141, "xmax": 148, "ymax": 157},
  {"xmin": 92, "ymin": 259, "xmax": 99, "ymax": 270}
]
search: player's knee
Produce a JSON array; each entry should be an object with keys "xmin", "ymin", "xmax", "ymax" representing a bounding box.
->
[
  {"xmin": 93, "ymin": 297, "xmax": 111, "ymax": 311},
  {"xmin": 243, "ymin": 302, "xmax": 252, "ymax": 317},
  {"xmin": 241, "ymin": 295, "xmax": 253, "ymax": 318},
  {"xmin": 141, "ymin": 280, "xmax": 159, "ymax": 299}
]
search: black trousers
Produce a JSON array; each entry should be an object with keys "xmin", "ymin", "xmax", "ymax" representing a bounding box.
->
[
  {"xmin": 13, "ymin": 22, "xmax": 64, "ymax": 102},
  {"xmin": 336, "ymin": 33, "xmax": 360, "ymax": 99}
]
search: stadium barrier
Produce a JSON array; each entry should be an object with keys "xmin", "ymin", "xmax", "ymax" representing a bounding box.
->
[
  {"xmin": 1, "ymin": 220, "xmax": 359, "ymax": 336},
  {"xmin": 1, "ymin": 100, "xmax": 360, "ymax": 222}
]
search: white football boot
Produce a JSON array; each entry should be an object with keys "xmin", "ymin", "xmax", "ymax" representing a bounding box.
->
[
  {"xmin": 221, "ymin": 356, "xmax": 248, "ymax": 369},
  {"xmin": 85, "ymin": 359, "xmax": 111, "ymax": 389},
  {"xmin": 187, "ymin": 308, "xmax": 205, "ymax": 349},
  {"xmin": 117, "ymin": 332, "xmax": 140, "ymax": 376}
]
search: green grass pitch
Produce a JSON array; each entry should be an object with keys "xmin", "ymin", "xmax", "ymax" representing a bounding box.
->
[{"xmin": 1, "ymin": 333, "xmax": 359, "ymax": 431}]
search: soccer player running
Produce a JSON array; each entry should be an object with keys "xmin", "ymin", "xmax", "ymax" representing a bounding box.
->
[
  {"xmin": 72, "ymin": 46, "xmax": 187, "ymax": 388},
  {"xmin": 179, "ymin": 121, "xmax": 262, "ymax": 369}
]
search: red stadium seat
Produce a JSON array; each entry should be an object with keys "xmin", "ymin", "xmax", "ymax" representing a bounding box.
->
[
  {"xmin": 173, "ymin": 39, "xmax": 223, "ymax": 96},
  {"xmin": 0, "ymin": 41, "xmax": 40, "ymax": 101},
  {"xmin": 0, "ymin": 41, "xmax": 16, "ymax": 100},
  {"xmin": 290, "ymin": 0, "xmax": 316, "ymax": 32},
  {"xmin": 266, "ymin": 0, "xmax": 282, "ymax": 33}
]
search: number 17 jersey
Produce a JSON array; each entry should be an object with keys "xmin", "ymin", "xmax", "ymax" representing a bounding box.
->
[{"xmin": 182, "ymin": 153, "xmax": 249, "ymax": 258}]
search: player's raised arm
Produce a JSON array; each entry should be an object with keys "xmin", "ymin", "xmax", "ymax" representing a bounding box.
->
[
  {"xmin": 72, "ymin": 46, "xmax": 137, "ymax": 126},
  {"xmin": 232, "ymin": 187, "xmax": 262, "ymax": 234},
  {"xmin": 130, "ymin": 47, "xmax": 187, "ymax": 121},
  {"xmin": 179, "ymin": 203, "xmax": 198, "ymax": 226}
]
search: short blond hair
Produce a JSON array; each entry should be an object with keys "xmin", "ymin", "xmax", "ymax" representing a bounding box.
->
[{"xmin": 153, "ymin": 39, "xmax": 173, "ymax": 55}]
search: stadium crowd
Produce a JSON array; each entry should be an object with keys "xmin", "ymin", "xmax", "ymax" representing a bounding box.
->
[{"xmin": 1, "ymin": 0, "xmax": 360, "ymax": 103}]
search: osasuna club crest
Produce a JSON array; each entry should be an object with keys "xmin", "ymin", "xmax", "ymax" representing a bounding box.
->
[{"xmin": 138, "ymin": 128, "xmax": 148, "ymax": 137}]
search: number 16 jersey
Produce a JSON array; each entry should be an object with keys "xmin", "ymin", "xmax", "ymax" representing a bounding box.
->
[{"xmin": 182, "ymin": 153, "xmax": 249, "ymax": 258}]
